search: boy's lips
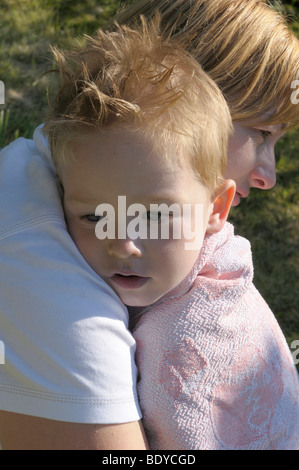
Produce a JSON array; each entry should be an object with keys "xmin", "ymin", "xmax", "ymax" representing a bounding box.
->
[{"xmin": 110, "ymin": 273, "xmax": 150, "ymax": 290}]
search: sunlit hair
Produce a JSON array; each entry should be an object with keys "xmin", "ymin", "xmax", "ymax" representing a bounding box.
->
[
  {"xmin": 43, "ymin": 16, "xmax": 232, "ymax": 190},
  {"xmin": 114, "ymin": 0, "xmax": 299, "ymax": 128}
]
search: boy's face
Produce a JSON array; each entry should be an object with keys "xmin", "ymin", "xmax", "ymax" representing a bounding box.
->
[{"xmin": 61, "ymin": 129, "xmax": 213, "ymax": 306}]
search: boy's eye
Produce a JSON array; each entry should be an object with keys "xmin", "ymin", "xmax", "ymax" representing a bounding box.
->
[
  {"xmin": 146, "ymin": 211, "xmax": 162, "ymax": 221},
  {"xmin": 82, "ymin": 214, "xmax": 102, "ymax": 223},
  {"xmin": 146, "ymin": 211, "xmax": 174, "ymax": 221}
]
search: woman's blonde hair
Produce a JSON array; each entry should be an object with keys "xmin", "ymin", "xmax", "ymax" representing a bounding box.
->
[
  {"xmin": 43, "ymin": 16, "xmax": 232, "ymax": 189},
  {"xmin": 114, "ymin": 0, "xmax": 299, "ymax": 127}
]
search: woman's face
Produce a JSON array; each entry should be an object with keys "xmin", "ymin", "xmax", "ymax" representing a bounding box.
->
[{"xmin": 226, "ymin": 122, "xmax": 286, "ymax": 206}]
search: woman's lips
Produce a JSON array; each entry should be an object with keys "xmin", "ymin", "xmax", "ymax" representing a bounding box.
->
[
  {"xmin": 110, "ymin": 274, "xmax": 150, "ymax": 290},
  {"xmin": 232, "ymin": 193, "xmax": 241, "ymax": 206},
  {"xmin": 232, "ymin": 190, "xmax": 249, "ymax": 207}
]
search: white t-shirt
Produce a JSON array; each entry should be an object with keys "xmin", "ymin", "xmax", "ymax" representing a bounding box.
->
[{"xmin": 0, "ymin": 125, "xmax": 141, "ymax": 424}]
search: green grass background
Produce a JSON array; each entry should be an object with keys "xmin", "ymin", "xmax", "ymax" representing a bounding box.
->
[{"xmin": 0, "ymin": 0, "xmax": 298, "ymax": 368}]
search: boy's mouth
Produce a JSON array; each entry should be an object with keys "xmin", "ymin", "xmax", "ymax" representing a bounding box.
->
[{"xmin": 110, "ymin": 273, "xmax": 150, "ymax": 290}]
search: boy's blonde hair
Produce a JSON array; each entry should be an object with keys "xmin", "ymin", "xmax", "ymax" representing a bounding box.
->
[
  {"xmin": 44, "ymin": 17, "xmax": 232, "ymax": 190},
  {"xmin": 114, "ymin": 0, "xmax": 299, "ymax": 127}
]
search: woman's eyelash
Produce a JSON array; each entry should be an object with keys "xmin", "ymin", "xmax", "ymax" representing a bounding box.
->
[{"xmin": 260, "ymin": 130, "xmax": 272, "ymax": 138}]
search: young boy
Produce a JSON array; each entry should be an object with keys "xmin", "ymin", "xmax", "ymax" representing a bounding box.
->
[{"xmin": 43, "ymin": 18, "xmax": 299, "ymax": 450}]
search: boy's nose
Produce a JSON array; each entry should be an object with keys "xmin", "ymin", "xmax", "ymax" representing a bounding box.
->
[{"xmin": 107, "ymin": 238, "xmax": 142, "ymax": 259}]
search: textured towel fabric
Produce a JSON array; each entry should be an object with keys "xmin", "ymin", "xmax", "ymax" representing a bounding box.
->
[{"xmin": 132, "ymin": 223, "xmax": 299, "ymax": 450}]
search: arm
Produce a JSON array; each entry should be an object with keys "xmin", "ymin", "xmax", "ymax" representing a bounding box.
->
[{"xmin": 0, "ymin": 412, "xmax": 148, "ymax": 450}]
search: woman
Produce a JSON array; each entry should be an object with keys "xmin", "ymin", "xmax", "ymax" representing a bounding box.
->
[
  {"xmin": 0, "ymin": 0, "xmax": 298, "ymax": 449},
  {"xmin": 114, "ymin": 0, "xmax": 299, "ymax": 205}
]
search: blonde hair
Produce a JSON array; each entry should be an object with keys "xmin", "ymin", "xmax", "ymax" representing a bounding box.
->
[
  {"xmin": 114, "ymin": 0, "xmax": 299, "ymax": 127},
  {"xmin": 43, "ymin": 16, "xmax": 232, "ymax": 189}
]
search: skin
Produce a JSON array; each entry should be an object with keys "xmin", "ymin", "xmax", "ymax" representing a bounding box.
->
[
  {"xmin": 227, "ymin": 123, "xmax": 286, "ymax": 206},
  {"xmin": 0, "ymin": 411, "xmax": 148, "ymax": 450}
]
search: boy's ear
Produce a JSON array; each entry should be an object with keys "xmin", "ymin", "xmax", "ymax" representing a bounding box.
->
[{"xmin": 206, "ymin": 179, "xmax": 236, "ymax": 234}]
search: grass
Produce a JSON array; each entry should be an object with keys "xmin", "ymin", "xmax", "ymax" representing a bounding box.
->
[
  {"xmin": 1, "ymin": 0, "xmax": 298, "ymax": 369},
  {"xmin": 0, "ymin": 0, "xmax": 122, "ymax": 144}
]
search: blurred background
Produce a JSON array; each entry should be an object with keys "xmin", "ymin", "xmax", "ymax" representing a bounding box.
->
[{"xmin": 0, "ymin": 0, "xmax": 298, "ymax": 367}]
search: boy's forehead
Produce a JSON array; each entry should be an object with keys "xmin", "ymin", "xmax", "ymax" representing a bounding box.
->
[
  {"xmin": 69, "ymin": 126, "xmax": 184, "ymax": 167},
  {"xmin": 63, "ymin": 130, "xmax": 207, "ymax": 205}
]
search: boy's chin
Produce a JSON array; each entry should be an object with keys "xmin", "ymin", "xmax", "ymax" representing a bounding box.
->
[
  {"xmin": 123, "ymin": 298, "xmax": 151, "ymax": 308},
  {"xmin": 123, "ymin": 294, "xmax": 159, "ymax": 308}
]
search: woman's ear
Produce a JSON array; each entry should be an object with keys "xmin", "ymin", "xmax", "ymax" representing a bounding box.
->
[{"xmin": 206, "ymin": 179, "xmax": 236, "ymax": 234}]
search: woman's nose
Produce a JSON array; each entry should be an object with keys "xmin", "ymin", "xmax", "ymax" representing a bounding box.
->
[
  {"xmin": 249, "ymin": 148, "xmax": 276, "ymax": 190},
  {"xmin": 107, "ymin": 238, "xmax": 142, "ymax": 259}
]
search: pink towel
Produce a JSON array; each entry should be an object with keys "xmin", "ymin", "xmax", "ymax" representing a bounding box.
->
[{"xmin": 132, "ymin": 223, "xmax": 299, "ymax": 449}]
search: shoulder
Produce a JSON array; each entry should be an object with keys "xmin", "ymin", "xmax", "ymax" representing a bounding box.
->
[{"xmin": 0, "ymin": 125, "xmax": 64, "ymax": 232}]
